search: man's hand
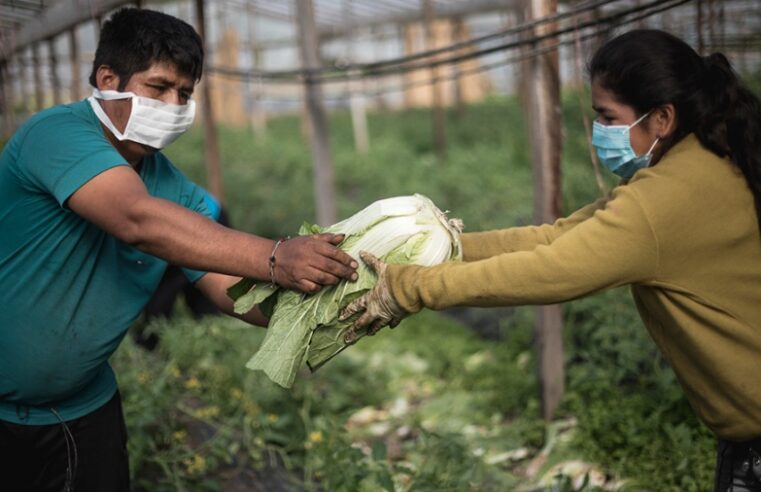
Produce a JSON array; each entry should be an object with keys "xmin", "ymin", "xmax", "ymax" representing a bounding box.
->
[
  {"xmin": 339, "ymin": 251, "xmax": 407, "ymax": 344},
  {"xmin": 273, "ymin": 234, "xmax": 358, "ymax": 293}
]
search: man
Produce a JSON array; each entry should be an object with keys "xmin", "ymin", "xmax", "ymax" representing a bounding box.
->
[{"xmin": 0, "ymin": 8, "xmax": 356, "ymax": 491}]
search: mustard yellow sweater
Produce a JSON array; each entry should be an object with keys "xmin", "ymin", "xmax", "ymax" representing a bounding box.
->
[{"xmin": 389, "ymin": 134, "xmax": 761, "ymax": 441}]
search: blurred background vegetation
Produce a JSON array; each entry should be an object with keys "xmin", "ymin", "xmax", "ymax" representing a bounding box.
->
[{"xmin": 105, "ymin": 77, "xmax": 761, "ymax": 491}]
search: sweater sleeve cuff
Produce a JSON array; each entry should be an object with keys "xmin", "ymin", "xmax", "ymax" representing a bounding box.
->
[{"xmin": 387, "ymin": 264, "xmax": 425, "ymax": 314}]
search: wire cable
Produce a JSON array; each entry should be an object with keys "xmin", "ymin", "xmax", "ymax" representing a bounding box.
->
[
  {"xmin": 206, "ymin": 0, "xmax": 690, "ymax": 84},
  {"xmin": 229, "ymin": 0, "xmax": 693, "ymax": 106}
]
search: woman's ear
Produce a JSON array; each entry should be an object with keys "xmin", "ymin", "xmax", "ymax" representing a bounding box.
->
[
  {"xmin": 95, "ymin": 65, "xmax": 120, "ymax": 91},
  {"xmin": 653, "ymin": 103, "xmax": 676, "ymax": 138}
]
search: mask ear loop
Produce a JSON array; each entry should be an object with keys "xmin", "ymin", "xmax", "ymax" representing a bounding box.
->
[
  {"xmin": 645, "ymin": 136, "xmax": 660, "ymax": 156},
  {"xmin": 628, "ymin": 110, "xmax": 652, "ymax": 129},
  {"xmin": 89, "ymin": 90, "xmax": 138, "ymax": 142},
  {"xmin": 631, "ymin": 110, "xmax": 661, "ymax": 161}
]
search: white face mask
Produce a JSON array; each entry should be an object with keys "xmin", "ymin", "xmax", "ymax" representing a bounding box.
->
[{"xmin": 88, "ymin": 88, "xmax": 196, "ymax": 149}]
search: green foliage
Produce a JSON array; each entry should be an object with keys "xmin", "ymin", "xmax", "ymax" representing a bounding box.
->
[
  {"xmin": 131, "ymin": 93, "xmax": 726, "ymax": 489},
  {"xmin": 561, "ymin": 289, "xmax": 715, "ymax": 491},
  {"xmin": 114, "ymin": 311, "xmax": 530, "ymax": 490}
]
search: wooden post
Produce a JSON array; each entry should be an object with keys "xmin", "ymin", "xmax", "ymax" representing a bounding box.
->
[
  {"xmin": 32, "ymin": 43, "xmax": 44, "ymax": 111},
  {"xmin": 296, "ymin": 0, "xmax": 337, "ymax": 226},
  {"xmin": 516, "ymin": 4, "xmax": 531, "ymax": 116},
  {"xmin": 195, "ymin": 0, "xmax": 226, "ymax": 204},
  {"xmin": 69, "ymin": 28, "xmax": 81, "ymax": 102},
  {"xmin": 94, "ymin": 16, "xmax": 103, "ymax": 43},
  {"xmin": 707, "ymin": 0, "xmax": 716, "ymax": 51},
  {"xmin": 246, "ymin": 3, "xmax": 267, "ymax": 139},
  {"xmin": 451, "ymin": 15, "xmax": 466, "ymax": 119},
  {"xmin": 423, "ymin": 0, "xmax": 447, "ymax": 162},
  {"xmin": 48, "ymin": 38, "xmax": 62, "ymax": 106},
  {"xmin": 717, "ymin": 0, "xmax": 725, "ymax": 52},
  {"xmin": 6, "ymin": 59, "xmax": 16, "ymax": 129},
  {"xmin": 528, "ymin": 0, "xmax": 564, "ymax": 421},
  {"xmin": 344, "ymin": 0, "xmax": 369, "ymax": 154},
  {"xmin": 696, "ymin": 0, "xmax": 704, "ymax": 55},
  {"xmin": 19, "ymin": 50, "xmax": 32, "ymax": 118},
  {"xmin": 0, "ymin": 60, "xmax": 12, "ymax": 139}
]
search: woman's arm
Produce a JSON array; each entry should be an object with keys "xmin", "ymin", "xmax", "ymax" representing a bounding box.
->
[
  {"xmin": 390, "ymin": 188, "xmax": 656, "ymax": 312},
  {"xmin": 461, "ymin": 196, "xmax": 610, "ymax": 261}
]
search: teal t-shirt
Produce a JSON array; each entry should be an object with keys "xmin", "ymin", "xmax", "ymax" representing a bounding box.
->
[{"xmin": 0, "ymin": 100, "xmax": 213, "ymax": 425}]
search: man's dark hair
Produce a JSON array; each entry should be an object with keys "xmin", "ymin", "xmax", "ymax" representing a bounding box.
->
[{"xmin": 88, "ymin": 8, "xmax": 204, "ymax": 89}]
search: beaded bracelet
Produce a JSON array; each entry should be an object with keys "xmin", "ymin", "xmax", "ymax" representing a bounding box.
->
[{"xmin": 268, "ymin": 237, "xmax": 289, "ymax": 285}]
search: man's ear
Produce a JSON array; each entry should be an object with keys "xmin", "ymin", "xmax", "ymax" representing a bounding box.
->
[
  {"xmin": 653, "ymin": 103, "xmax": 676, "ymax": 138},
  {"xmin": 95, "ymin": 65, "xmax": 120, "ymax": 91}
]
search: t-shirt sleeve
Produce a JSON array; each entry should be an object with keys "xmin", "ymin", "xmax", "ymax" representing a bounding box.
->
[
  {"xmin": 389, "ymin": 185, "xmax": 659, "ymax": 312},
  {"xmin": 18, "ymin": 113, "xmax": 128, "ymax": 207}
]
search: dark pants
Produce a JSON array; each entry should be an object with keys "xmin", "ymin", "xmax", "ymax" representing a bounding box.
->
[
  {"xmin": 715, "ymin": 438, "xmax": 761, "ymax": 492},
  {"xmin": 0, "ymin": 392, "xmax": 130, "ymax": 492}
]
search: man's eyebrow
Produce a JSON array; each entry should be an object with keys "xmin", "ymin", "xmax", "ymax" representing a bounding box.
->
[
  {"xmin": 145, "ymin": 75, "xmax": 194, "ymax": 93},
  {"xmin": 145, "ymin": 76, "xmax": 174, "ymax": 85}
]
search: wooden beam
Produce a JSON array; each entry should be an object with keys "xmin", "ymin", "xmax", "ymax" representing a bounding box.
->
[
  {"xmin": 235, "ymin": 0, "xmax": 524, "ymax": 51},
  {"xmin": 319, "ymin": 0, "xmax": 525, "ymax": 41},
  {"xmin": 527, "ymin": 0, "xmax": 564, "ymax": 421},
  {"xmin": 195, "ymin": 0, "xmax": 225, "ymax": 205},
  {"xmin": 6, "ymin": 0, "xmax": 131, "ymax": 58},
  {"xmin": 296, "ymin": 0, "xmax": 337, "ymax": 226}
]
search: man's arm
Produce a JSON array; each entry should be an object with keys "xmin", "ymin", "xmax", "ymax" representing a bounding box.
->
[
  {"xmin": 67, "ymin": 166, "xmax": 357, "ymax": 293},
  {"xmin": 195, "ymin": 273, "xmax": 268, "ymax": 326}
]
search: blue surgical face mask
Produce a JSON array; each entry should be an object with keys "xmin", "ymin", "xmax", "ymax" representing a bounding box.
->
[{"xmin": 592, "ymin": 112, "xmax": 660, "ymax": 179}]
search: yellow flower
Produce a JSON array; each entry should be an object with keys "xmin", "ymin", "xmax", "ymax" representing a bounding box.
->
[
  {"xmin": 308, "ymin": 431, "xmax": 323, "ymax": 444},
  {"xmin": 184, "ymin": 377, "xmax": 201, "ymax": 390},
  {"xmin": 195, "ymin": 406, "xmax": 220, "ymax": 419},
  {"xmin": 184, "ymin": 454, "xmax": 206, "ymax": 475},
  {"xmin": 137, "ymin": 371, "xmax": 151, "ymax": 385},
  {"xmin": 172, "ymin": 430, "xmax": 187, "ymax": 443},
  {"xmin": 229, "ymin": 388, "xmax": 243, "ymax": 400},
  {"xmin": 244, "ymin": 402, "xmax": 260, "ymax": 416},
  {"xmin": 266, "ymin": 414, "xmax": 279, "ymax": 424},
  {"xmin": 169, "ymin": 366, "xmax": 181, "ymax": 379}
]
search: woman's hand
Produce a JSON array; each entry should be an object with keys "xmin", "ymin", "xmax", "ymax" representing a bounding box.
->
[{"xmin": 339, "ymin": 251, "xmax": 408, "ymax": 344}]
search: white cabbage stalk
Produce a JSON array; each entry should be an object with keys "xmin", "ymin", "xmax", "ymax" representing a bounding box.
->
[{"xmin": 228, "ymin": 194, "xmax": 463, "ymax": 388}]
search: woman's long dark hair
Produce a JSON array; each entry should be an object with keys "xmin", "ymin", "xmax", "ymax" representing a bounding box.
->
[{"xmin": 589, "ymin": 29, "xmax": 761, "ymax": 233}]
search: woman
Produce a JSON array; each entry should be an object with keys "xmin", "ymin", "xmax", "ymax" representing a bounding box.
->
[{"xmin": 341, "ymin": 30, "xmax": 761, "ymax": 490}]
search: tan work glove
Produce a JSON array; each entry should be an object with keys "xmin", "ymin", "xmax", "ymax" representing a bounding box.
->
[{"xmin": 339, "ymin": 251, "xmax": 408, "ymax": 344}]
